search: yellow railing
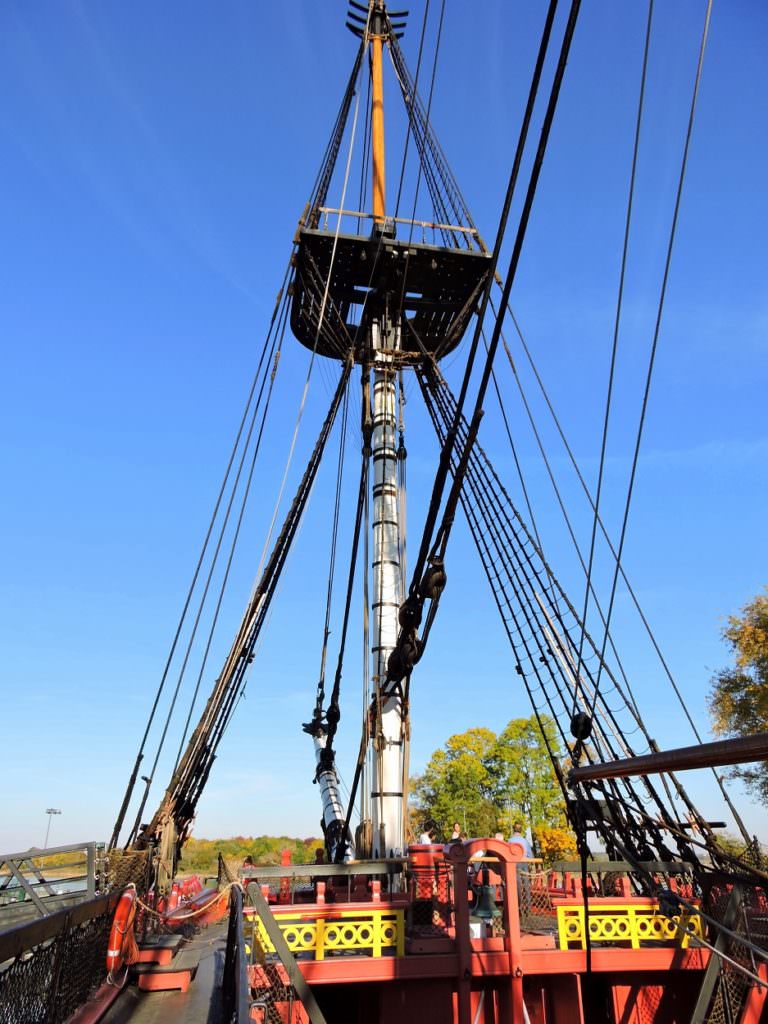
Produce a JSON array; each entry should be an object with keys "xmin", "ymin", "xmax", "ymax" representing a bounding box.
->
[
  {"xmin": 251, "ymin": 907, "xmax": 405, "ymax": 961},
  {"xmin": 557, "ymin": 902, "xmax": 704, "ymax": 951}
]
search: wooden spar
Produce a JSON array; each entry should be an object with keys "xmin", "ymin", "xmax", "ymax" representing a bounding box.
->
[
  {"xmin": 371, "ymin": 27, "xmax": 386, "ymax": 222},
  {"xmin": 570, "ymin": 731, "xmax": 768, "ymax": 783}
]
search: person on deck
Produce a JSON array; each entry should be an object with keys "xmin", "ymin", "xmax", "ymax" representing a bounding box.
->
[
  {"xmin": 450, "ymin": 822, "xmax": 462, "ymax": 841},
  {"xmin": 508, "ymin": 822, "xmax": 533, "ymax": 858},
  {"xmin": 419, "ymin": 821, "xmax": 436, "ymax": 844}
]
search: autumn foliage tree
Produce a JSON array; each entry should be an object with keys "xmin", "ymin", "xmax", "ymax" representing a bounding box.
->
[
  {"xmin": 708, "ymin": 589, "xmax": 768, "ymax": 805},
  {"xmin": 533, "ymin": 826, "xmax": 578, "ymax": 864},
  {"xmin": 411, "ymin": 715, "xmax": 570, "ymax": 843}
]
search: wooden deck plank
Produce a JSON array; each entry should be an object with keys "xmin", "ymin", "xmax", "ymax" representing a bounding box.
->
[{"xmin": 98, "ymin": 925, "xmax": 228, "ymax": 1024}]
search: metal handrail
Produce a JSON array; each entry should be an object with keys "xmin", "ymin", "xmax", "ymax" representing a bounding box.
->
[
  {"xmin": 0, "ymin": 842, "xmax": 102, "ymax": 923},
  {"xmin": 240, "ymin": 857, "xmax": 406, "ymax": 880},
  {"xmin": 222, "ymin": 885, "xmax": 250, "ymax": 1024},
  {"xmin": 315, "ymin": 206, "xmax": 479, "ymax": 236}
]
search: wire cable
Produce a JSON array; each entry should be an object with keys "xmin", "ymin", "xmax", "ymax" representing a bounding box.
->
[
  {"xmin": 113, "ymin": 265, "xmax": 292, "ymax": 849},
  {"xmin": 394, "ymin": 0, "xmax": 430, "ymax": 220},
  {"xmin": 589, "ymin": 0, "xmax": 714, "ymax": 712},
  {"xmin": 493, "ymin": 288, "xmax": 752, "ymax": 843},
  {"xmin": 408, "ymin": 0, "xmax": 562, "ymax": 594},
  {"xmin": 573, "ymin": 0, "xmax": 654, "ymax": 708}
]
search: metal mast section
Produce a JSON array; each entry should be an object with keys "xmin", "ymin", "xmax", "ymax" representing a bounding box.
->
[{"xmin": 367, "ymin": 0, "xmax": 406, "ymax": 861}]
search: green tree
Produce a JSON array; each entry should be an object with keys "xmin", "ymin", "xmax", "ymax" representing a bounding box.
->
[
  {"xmin": 411, "ymin": 727, "xmax": 499, "ymax": 838},
  {"xmin": 708, "ymin": 589, "xmax": 768, "ymax": 804},
  {"xmin": 488, "ymin": 716, "xmax": 565, "ymax": 829},
  {"xmin": 411, "ymin": 715, "xmax": 568, "ymax": 839}
]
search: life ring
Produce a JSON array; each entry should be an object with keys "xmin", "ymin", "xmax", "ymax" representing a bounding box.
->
[{"xmin": 106, "ymin": 885, "xmax": 137, "ymax": 977}]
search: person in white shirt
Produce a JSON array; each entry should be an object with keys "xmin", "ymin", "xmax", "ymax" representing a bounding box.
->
[
  {"xmin": 450, "ymin": 822, "xmax": 461, "ymax": 842},
  {"xmin": 419, "ymin": 821, "xmax": 436, "ymax": 844}
]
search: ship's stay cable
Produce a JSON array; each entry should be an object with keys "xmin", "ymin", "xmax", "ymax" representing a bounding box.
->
[
  {"xmin": 404, "ymin": 0, "xmax": 446, "ymax": 243},
  {"xmin": 573, "ymin": 0, "xmax": 654, "ymax": 709},
  {"xmin": 436, "ymin": 373, "xmax": 724, "ymax": 871},
  {"xmin": 492, "ymin": 289, "xmax": 751, "ymax": 843},
  {"xmin": 173, "ymin": 310, "xmax": 289, "ymax": 772},
  {"xmin": 417, "ymin": 368, "xmax": 716, "ymax": 871},
  {"xmin": 356, "ymin": 68, "xmax": 372, "ymax": 234},
  {"xmin": 488, "ymin": 320, "xmax": 686, "ymax": 821},
  {"xmin": 491, "ymin": 313, "xmax": 639, "ymax": 710},
  {"xmin": 491, "ymin": 317, "xmax": 689, "ymax": 823},
  {"xmin": 483, "ymin": 333, "xmax": 542, "ymax": 553},
  {"xmin": 389, "ymin": 30, "xmax": 477, "ymax": 245},
  {"xmin": 126, "ymin": 290, "xmax": 289, "ymax": 845},
  {"xmin": 325, "ymin": 443, "xmax": 369, "ymax": 754},
  {"xmin": 139, "ymin": 365, "xmax": 353, "ymax": 845},
  {"xmin": 589, "ymin": 0, "xmax": 714, "ymax": 714},
  {"xmin": 110, "ymin": 261, "xmax": 292, "ymax": 849},
  {"xmin": 388, "ymin": 35, "xmax": 469, "ymax": 247},
  {"xmin": 126, "ymin": 298, "xmax": 289, "ymax": 847},
  {"xmin": 311, "ymin": 383, "xmax": 351, "ymax": 722},
  {"xmin": 426, "ymin": 0, "xmax": 581, "ymax": 585},
  {"xmin": 138, "ymin": 49, "xmax": 367, "ymax": 844},
  {"xmin": 254, "ymin": 54, "xmax": 365, "ymax": 589},
  {"xmin": 197, "ymin": 371, "xmax": 353, "ymax": 785},
  {"xmin": 393, "ymin": 0, "xmax": 430, "ymax": 221},
  {"xmin": 160, "ymin": 56, "xmax": 368, "ymax": 825},
  {"xmin": 406, "ymin": 0, "xmax": 561, "ymax": 605}
]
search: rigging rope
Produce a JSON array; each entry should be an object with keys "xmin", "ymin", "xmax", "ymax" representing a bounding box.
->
[
  {"xmin": 492, "ymin": 285, "xmax": 752, "ymax": 843},
  {"xmin": 173, "ymin": 311, "xmax": 288, "ymax": 770},
  {"xmin": 404, "ymin": 0, "xmax": 446, "ymax": 242},
  {"xmin": 393, "ymin": 0, "xmax": 430, "ymax": 221},
  {"xmin": 126, "ymin": 293, "xmax": 290, "ymax": 847},
  {"xmin": 418, "ymin": 366, "xmax": 723, "ymax": 873},
  {"xmin": 255, "ymin": 49, "xmax": 365, "ymax": 587},
  {"xmin": 429, "ymin": 0, "xmax": 581, "ymax": 574},
  {"xmin": 573, "ymin": 0, "xmax": 654, "ymax": 709},
  {"xmin": 313, "ymin": 382, "xmax": 351, "ymax": 720},
  {"xmin": 112, "ymin": 262, "xmax": 292, "ymax": 849},
  {"xmin": 407, "ymin": 0, "xmax": 561, "ymax": 603},
  {"xmin": 137, "ymin": 364, "xmax": 353, "ymax": 846},
  {"xmin": 589, "ymin": 0, "xmax": 714, "ymax": 712}
]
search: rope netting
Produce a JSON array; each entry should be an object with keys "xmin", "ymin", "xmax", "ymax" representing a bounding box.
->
[
  {"xmin": 0, "ymin": 902, "xmax": 115, "ymax": 1024},
  {"xmin": 701, "ymin": 883, "xmax": 768, "ymax": 1024}
]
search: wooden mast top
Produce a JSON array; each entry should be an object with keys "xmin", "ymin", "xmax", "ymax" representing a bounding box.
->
[{"xmin": 370, "ymin": 2, "xmax": 386, "ymax": 224}]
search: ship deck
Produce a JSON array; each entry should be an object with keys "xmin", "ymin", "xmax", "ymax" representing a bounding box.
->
[{"xmin": 100, "ymin": 926, "xmax": 228, "ymax": 1024}]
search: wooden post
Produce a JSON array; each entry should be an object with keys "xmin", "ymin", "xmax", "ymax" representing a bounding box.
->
[
  {"xmin": 502, "ymin": 847, "xmax": 525, "ymax": 1024},
  {"xmin": 371, "ymin": 31, "xmax": 386, "ymax": 222},
  {"xmin": 446, "ymin": 843, "xmax": 472, "ymax": 1024}
]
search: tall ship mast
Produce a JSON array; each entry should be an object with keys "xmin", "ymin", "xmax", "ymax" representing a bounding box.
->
[{"xmin": 294, "ymin": 0, "xmax": 492, "ymax": 864}]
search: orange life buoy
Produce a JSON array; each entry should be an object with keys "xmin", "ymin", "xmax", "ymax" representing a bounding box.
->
[{"xmin": 106, "ymin": 885, "xmax": 137, "ymax": 976}]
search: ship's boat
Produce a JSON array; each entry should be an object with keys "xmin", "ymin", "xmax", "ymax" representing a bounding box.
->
[{"xmin": 2, "ymin": 2, "xmax": 767, "ymax": 1023}]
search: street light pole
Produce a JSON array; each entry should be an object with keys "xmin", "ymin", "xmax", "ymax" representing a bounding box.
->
[{"xmin": 44, "ymin": 808, "xmax": 61, "ymax": 849}]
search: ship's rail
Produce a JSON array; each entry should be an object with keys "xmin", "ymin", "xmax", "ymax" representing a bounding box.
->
[
  {"xmin": 556, "ymin": 898, "xmax": 704, "ymax": 950},
  {"xmin": 0, "ymin": 890, "xmax": 121, "ymax": 1024},
  {"xmin": 222, "ymin": 884, "xmax": 251, "ymax": 1024},
  {"xmin": 0, "ymin": 842, "xmax": 105, "ymax": 929},
  {"xmin": 313, "ymin": 205, "xmax": 485, "ymax": 250},
  {"xmin": 247, "ymin": 904, "xmax": 405, "ymax": 961},
  {"xmin": 236, "ymin": 857, "xmax": 408, "ymax": 906}
]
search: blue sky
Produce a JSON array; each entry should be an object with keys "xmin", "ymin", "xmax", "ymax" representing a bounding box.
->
[{"xmin": 1, "ymin": 1, "xmax": 766, "ymax": 853}]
